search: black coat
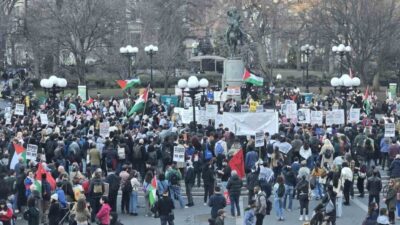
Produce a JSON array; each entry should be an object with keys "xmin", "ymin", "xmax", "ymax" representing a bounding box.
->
[
  {"xmin": 202, "ymin": 166, "xmax": 215, "ymax": 186},
  {"xmin": 367, "ymin": 176, "xmax": 382, "ymax": 195},
  {"xmin": 25, "ymin": 206, "xmax": 39, "ymax": 225},
  {"xmin": 185, "ymin": 167, "xmax": 195, "ymax": 185},
  {"xmin": 208, "ymin": 193, "xmax": 226, "ymax": 219},
  {"xmin": 48, "ymin": 202, "xmax": 61, "ymax": 225},
  {"xmin": 226, "ymin": 175, "xmax": 243, "ymax": 196},
  {"xmin": 389, "ymin": 159, "xmax": 400, "ymax": 178},
  {"xmin": 157, "ymin": 196, "xmax": 175, "ymax": 216}
]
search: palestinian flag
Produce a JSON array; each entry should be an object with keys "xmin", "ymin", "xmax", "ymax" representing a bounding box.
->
[
  {"xmin": 128, "ymin": 86, "xmax": 149, "ymax": 116},
  {"xmin": 116, "ymin": 79, "xmax": 140, "ymax": 90},
  {"xmin": 10, "ymin": 143, "xmax": 26, "ymax": 170},
  {"xmin": 243, "ymin": 69, "xmax": 264, "ymax": 86},
  {"xmin": 85, "ymin": 97, "xmax": 94, "ymax": 106},
  {"xmin": 149, "ymin": 174, "xmax": 158, "ymax": 206},
  {"xmin": 36, "ymin": 163, "xmax": 56, "ymax": 190}
]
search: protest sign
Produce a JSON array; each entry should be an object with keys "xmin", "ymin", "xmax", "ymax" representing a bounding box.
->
[
  {"xmin": 325, "ymin": 109, "xmax": 345, "ymax": 126},
  {"xmin": 385, "ymin": 123, "xmax": 396, "ymax": 137},
  {"xmin": 100, "ymin": 122, "xmax": 110, "ymax": 138},
  {"xmin": 78, "ymin": 85, "xmax": 87, "ymax": 101},
  {"xmin": 241, "ymin": 105, "xmax": 249, "ymax": 112},
  {"xmin": 5, "ymin": 113, "xmax": 11, "ymax": 125},
  {"xmin": 285, "ymin": 103, "xmax": 297, "ymax": 119},
  {"xmin": 14, "ymin": 104, "xmax": 25, "ymax": 116},
  {"xmin": 349, "ymin": 108, "xmax": 360, "ymax": 123},
  {"xmin": 206, "ymin": 104, "xmax": 218, "ymax": 120},
  {"xmin": 26, "ymin": 144, "xmax": 38, "ymax": 161},
  {"xmin": 297, "ymin": 109, "xmax": 311, "ymax": 124},
  {"xmin": 227, "ymin": 86, "xmax": 241, "ymax": 96},
  {"xmin": 181, "ymin": 108, "xmax": 193, "ymax": 124},
  {"xmin": 310, "ymin": 111, "xmax": 323, "ymax": 126},
  {"xmin": 213, "ymin": 91, "xmax": 227, "ymax": 102},
  {"xmin": 173, "ymin": 146, "xmax": 185, "ymax": 162},
  {"xmin": 40, "ymin": 113, "xmax": 49, "ymax": 125},
  {"xmin": 255, "ymin": 131, "xmax": 264, "ymax": 147}
]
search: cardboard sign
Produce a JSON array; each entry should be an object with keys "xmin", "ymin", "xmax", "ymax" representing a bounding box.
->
[
  {"xmin": 241, "ymin": 105, "xmax": 249, "ymax": 113},
  {"xmin": 14, "ymin": 104, "xmax": 25, "ymax": 116},
  {"xmin": 227, "ymin": 86, "xmax": 241, "ymax": 96},
  {"xmin": 326, "ymin": 109, "xmax": 345, "ymax": 126},
  {"xmin": 40, "ymin": 113, "xmax": 49, "ymax": 125},
  {"xmin": 310, "ymin": 111, "xmax": 323, "ymax": 126},
  {"xmin": 173, "ymin": 145, "xmax": 185, "ymax": 162},
  {"xmin": 297, "ymin": 109, "xmax": 311, "ymax": 124},
  {"xmin": 99, "ymin": 122, "xmax": 110, "ymax": 138},
  {"xmin": 349, "ymin": 108, "xmax": 360, "ymax": 123},
  {"xmin": 255, "ymin": 131, "xmax": 264, "ymax": 147},
  {"xmin": 26, "ymin": 144, "xmax": 38, "ymax": 161},
  {"xmin": 385, "ymin": 123, "xmax": 396, "ymax": 137},
  {"xmin": 206, "ymin": 104, "xmax": 218, "ymax": 120}
]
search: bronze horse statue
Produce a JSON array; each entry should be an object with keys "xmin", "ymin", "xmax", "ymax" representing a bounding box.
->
[{"xmin": 226, "ymin": 8, "xmax": 244, "ymax": 57}]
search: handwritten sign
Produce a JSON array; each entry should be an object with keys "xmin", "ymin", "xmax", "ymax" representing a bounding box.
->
[
  {"xmin": 14, "ymin": 104, "xmax": 25, "ymax": 116},
  {"xmin": 173, "ymin": 146, "xmax": 185, "ymax": 162},
  {"xmin": 385, "ymin": 123, "xmax": 396, "ymax": 137},
  {"xmin": 40, "ymin": 113, "xmax": 49, "ymax": 125},
  {"xmin": 255, "ymin": 131, "xmax": 264, "ymax": 147},
  {"xmin": 99, "ymin": 122, "xmax": 110, "ymax": 138},
  {"xmin": 26, "ymin": 144, "xmax": 38, "ymax": 161},
  {"xmin": 349, "ymin": 108, "xmax": 360, "ymax": 123}
]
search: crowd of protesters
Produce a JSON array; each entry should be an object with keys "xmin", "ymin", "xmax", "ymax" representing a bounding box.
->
[{"xmin": 0, "ymin": 82, "xmax": 398, "ymax": 225}]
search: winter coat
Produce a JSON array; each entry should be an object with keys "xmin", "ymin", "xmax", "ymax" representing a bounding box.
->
[
  {"xmin": 385, "ymin": 187, "xmax": 397, "ymax": 211},
  {"xmin": 202, "ymin": 166, "xmax": 215, "ymax": 186},
  {"xmin": 367, "ymin": 176, "xmax": 382, "ymax": 195},
  {"xmin": 389, "ymin": 159, "xmax": 400, "ymax": 178},
  {"xmin": 185, "ymin": 167, "xmax": 195, "ymax": 185},
  {"xmin": 48, "ymin": 202, "xmax": 61, "ymax": 225},
  {"xmin": 226, "ymin": 175, "xmax": 243, "ymax": 196},
  {"xmin": 208, "ymin": 193, "xmax": 226, "ymax": 219},
  {"xmin": 25, "ymin": 206, "xmax": 39, "ymax": 225},
  {"xmin": 96, "ymin": 203, "xmax": 111, "ymax": 225}
]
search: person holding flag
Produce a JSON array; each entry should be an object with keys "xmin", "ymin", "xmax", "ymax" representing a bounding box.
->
[{"xmin": 166, "ymin": 162, "xmax": 185, "ymax": 209}]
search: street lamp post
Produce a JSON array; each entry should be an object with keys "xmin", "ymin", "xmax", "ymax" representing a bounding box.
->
[
  {"xmin": 301, "ymin": 44, "xmax": 315, "ymax": 93},
  {"xmin": 40, "ymin": 75, "xmax": 67, "ymax": 108},
  {"xmin": 119, "ymin": 45, "xmax": 139, "ymax": 78},
  {"xmin": 178, "ymin": 76, "xmax": 209, "ymax": 132},
  {"xmin": 330, "ymin": 74, "xmax": 360, "ymax": 125},
  {"xmin": 332, "ymin": 44, "xmax": 351, "ymax": 75},
  {"xmin": 145, "ymin": 45, "xmax": 158, "ymax": 87}
]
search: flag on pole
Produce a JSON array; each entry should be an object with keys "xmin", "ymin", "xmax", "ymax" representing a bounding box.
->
[
  {"xmin": 242, "ymin": 69, "xmax": 264, "ymax": 86},
  {"xmin": 228, "ymin": 149, "xmax": 245, "ymax": 178},
  {"xmin": 148, "ymin": 174, "xmax": 158, "ymax": 206},
  {"xmin": 128, "ymin": 86, "xmax": 149, "ymax": 116},
  {"xmin": 363, "ymin": 85, "xmax": 369, "ymax": 100},
  {"xmin": 349, "ymin": 68, "xmax": 353, "ymax": 78},
  {"xmin": 36, "ymin": 163, "xmax": 56, "ymax": 190},
  {"xmin": 116, "ymin": 79, "xmax": 140, "ymax": 90},
  {"xmin": 85, "ymin": 97, "xmax": 94, "ymax": 106},
  {"xmin": 10, "ymin": 143, "xmax": 26, "ymax": 170}
]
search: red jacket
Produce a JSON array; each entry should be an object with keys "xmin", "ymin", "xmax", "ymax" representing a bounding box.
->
[
  {"xmin": 0, "ymin": 208, "xmax": 13, "ymax": 221},
  {"xmin": 96, "ymin": 203, "xmax": 111, "ymax": 225}
]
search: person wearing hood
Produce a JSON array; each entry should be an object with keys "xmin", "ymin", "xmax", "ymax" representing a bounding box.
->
[
  {"xmin": 243, "ymin": 200, "xmax": 256, "ymax": 225},
  {"xmin": 184, "ymin": 160, "xmax": 195, "ymax": 208},
  {"xmin": 226, "ymin": 170, "xmax": 243, "ymax": 217},
  {"xmin": 96, "ymin": 196, "xmax": 111, "ymax": 225},
  {"xmin": 389, "ymin": 154, "xmax": 400, "ymax": 178},
  {"xmin": 299, "ymin": 142, "xmax": 312, "ymax": 169},
  {"xmin": 320, "ymin": 139, "xmax": 334, "ymax": 168},
  {"xmin": 377, "ymin": 208, "xmax": 390, "ymax": 225}
]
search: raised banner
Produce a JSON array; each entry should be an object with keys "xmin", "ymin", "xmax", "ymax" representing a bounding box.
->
[
  {"xmin": 349, "ymin": 108, "xmax": 360, "ymax": 123},
  {"xmin": 206, "ymin": 104, "xmax": 218, "ymax": 120},
  {"xmin": 310, "ymin": 111, "xmax": 323, "ymax": 126},
  {"xmin": 385, "ymin": 123, "xmax": 396, "ymax": 137},
  {"xmin": 215, "ymin": 112, "xmax": 279, "ymax": 136}
]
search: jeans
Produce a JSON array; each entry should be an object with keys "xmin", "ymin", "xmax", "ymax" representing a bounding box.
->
[
  {"xmin": 170, "ymin": 185, "xmax": 184, "ymax": 208},
  {"xmin": 283, "ymin": 185, "xmax": 293, "ymax": 210},
  {"xmin": 230, "ymin": 194, "xmax": 240, "ymax": 216},
  {"xmin": 160, "ymin": 215, "xmax": 174, "ymax": 225},
  {"xmin": 336, "ymin": 196, "xmax": 343, "ymax": 217},
  {"xmin": 274, "ymin": 198, "xmax": 284, "ymax": 219},
  {"xmin": 185, "ymin": 183, "xmax": 194, "ymax": 205},
  {"xmin": 397, "ymin": 201, "xmax": 400, "ymax": 217},
  {"xmin": 129, "ymin": 191, "xmax": 138, "ymax": 214},
  {"xmin": 203, "ymin": 183, "xmax": 214, "ymax": 203},
  {"xmin": 381, "ymin": 152, "xmax": 389, "ymax": 169},
  {"xmin": 313, "ymin": 180, "xmax": 324, "ymax": 199},
  {"xmin": 256, "ymin": 214, "xmax": 265, "ymax": 225}
]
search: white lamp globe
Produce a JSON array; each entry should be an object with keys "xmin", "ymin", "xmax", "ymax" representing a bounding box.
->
[
  {"xmin": 276, "ymin": 74, "xmax": 282, "ymax": 80},
  {"xmin": 144, "ymin": 46, "xmax": 149, "ymax": 52},
  {"xmin": 40, "ymin": 79, "xmax": 46, "ymax": 88},
  {"xmin": 309, "ymin": 45, "xmax": 315, "ymax": 51},
  {"xmin": 57, "ymin": 78, "xmax": 67, "ymax": 88},
  {"xmin": 178, "ymin": 79, "xmax": 188, "ymax": 89},
  {"xmin": 345, "ymin": 46, "xmax": 352, "ymax": 52},
  {"xmin": 340, "ymin": 74, "xmax": 350, "ymax": 81},
  {"xmin": 49, "ymin": 75, "xmax": 58, "ymax": 84},
  {"xmin": 343, "ymin": 76, "xmax": 353, "ymax": 87},
  {"xmin": 44, "ymin": 79, "xmax": 53, "ymax": 88},
  {"xmin": 352, "ymin": 77, "xmax": 361, "ymax": 86},
  {"xmin": 187, "ymin": 76, "xmax": 199, "ymax": 89},
  {"xmin": 120, "ymin": 47, "xmax": 127, "ymax": 54},
  {"xmin": 132, "ymin": 47, "xmax": 139, "ymax": 53},
  {"xmin": 331, "ymin": 77, "xmax": 340, "ymax": 87},
  {"xmin": 338, "ymin": 44, "xmax": 345, "ymax": 52},
  {"xmin": 199, "ymin": 78, "xmax": 209, "ymax": 88},
  {"xmin": 332, "ymin": 46, "xmax": 338, "ymax": 52},
  {"xmin": 301, "ymin": 46, "xmax": 306, "ymax": 51}
]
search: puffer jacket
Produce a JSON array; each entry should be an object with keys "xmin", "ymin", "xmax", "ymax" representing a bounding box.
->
[
  {"xmin": 226, "ymin": 174, "xmax": 243, "ymax": 196},
  {"xmin": 389, "ymin": 159, "xmax": 400, "ymax": 178},
  {"xmin": 367, "ymin": 176, "xmax": 382, "ymax": 195}
]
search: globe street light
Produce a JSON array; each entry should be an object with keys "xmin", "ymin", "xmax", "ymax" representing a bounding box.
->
[
  {"xmin": 145, "ymin": 45, "xmax": 158, "ymax": 87},
  {"xmin": 178, "ymin": 76, "xmax": 209, "ymax": 132},
  {"xmin": 120, "ymin": 45, "xmax": 139, "ymax": 78},
  {"xmin": 301, "ymin": 44, "xmax": 315, "ymax": 93},
  {"xmin": 330, "ymin": 74, "xmax": 360, "ymax": 125},
  {"xmin": 332, "ymin": 44, "xmax": 351, "ymax": 75},
  {"xmin": 40, "ymin": 75, "xmax": 67, "ymax": 108}
]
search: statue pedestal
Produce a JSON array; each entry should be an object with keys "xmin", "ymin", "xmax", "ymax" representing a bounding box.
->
[{"xmin": 222, "ymin": 58, "xmax": 244, "ymax": 91}]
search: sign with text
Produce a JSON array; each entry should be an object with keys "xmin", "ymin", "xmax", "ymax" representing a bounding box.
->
[
  {"xmin": 40, "ymin": 113, "xmax": 49, "ymax": 125},
  {"xmin": 256, "ymin": 105, "xmax": 264, "ymax": 113},
  {"xmin": 255, "ymin": 131, "xmax": 264, "ymax": 148},
  {"xmin": 297, "ymin": 109, "xmax": 311, "ymax": 124},
  {"xmin": 310, "ymin": 111, "xmax": 323, "ymax": 126},
  {"xmin": 241, "ymin": 105, "xmax": 249, "ymax": 113},
  {"xmin": 14, "ymin": 104, "xmax": 25, "ymax": 116},
  {"xmin": 227, "ymin": 86, "xmax": 241, "ymax": 96},
  {"xmin": 326, "ymin": 109, "xmax": 345, "ymax": 126},
  {"xmin": 206, "ymin": 104, "xmax": 218, "ymax": 120},
  {"xmin": 349, "ymin": 108, "xmax": 360, "ymax": 123},
  {"xmin": 173, "ymin": 146, "xmax": 185, "ymax": 163},
  {"xmin": 385, "ymin": 123, "xmax": 396, "ymax": 137},
  {"xmin": 99, "ymin": 122, "xmax": 110, "ymax": 138},
  {"xmin": 78, "ymin": 85, "xmax": 87, "ymax": 101},
  {"xmin": 26, "ymin": 144, "xmax": 38, "ymax": 161}
]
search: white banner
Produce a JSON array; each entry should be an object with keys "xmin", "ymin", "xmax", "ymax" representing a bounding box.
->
[
  {"xmin": 256, "ymin": 105, "xmax": 264, "ymax": 113},
  {"xmin": 14, "ymin": 104, "xmax": 25, "ymax": 116},
  {"xmin": 100, "ymin": 122, "xmax": 110, "ymax": 138},
  {"xmin": 297, "ymin": 109, "xmax": 311, "ymax": 124},
  {"xmin": 255, "ymin": 131, "xmax": 264, "ymax": 147},
  {"xmin": 206, "ymin": 104, "xmax": 218, "ymax": 120},
  {"xmin": 385, "ymin": 123, "xmax": 396, "ymax": 137},
  {"xmin": 227, "ymin": 86, "xmax": 241, "ymax": 96},
  {"xmin": 173, "ymin": 146, "xmax": 185, "ymax": 162},
  {"xmin": 213, "ymin": 91, "xmax": 227, "ymax": 102},
  {"xmin": 40, "ymin": 113, "xmax": 49, "ymax": 125},
  {"xmin": 26, "ymin": 144, "xmax": 38, "ymax": 161},
  {"xmin": 310, "ymin": 111, "xmax": 323, "ymax": 126},
  {"xmin": 326, "ymin": 109, "xmax": 345, "ymax": 126},
  {"xmin": 215, "ymin": 112, "xmax": 279, "ymax": 136},
  {"xmin": 349, "ymin": 108, "xmax": 360, "ymax": 123}
]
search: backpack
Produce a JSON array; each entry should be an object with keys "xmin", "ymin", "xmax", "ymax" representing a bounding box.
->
[
  {"xmin": 117, "ymin": 146, "xmax": 125, "ymax": 160},
  {"xmin": 266, "ymin": 142, "xmax": 274, "ymax": 154},
  {"xmin": 170, "ymin": 172, "xmax": 179, "ymax": 185},
  {"xmin": 277, "ymin": 184, "xmax": 285, "ymax": 198},
  {"xmin": 324, "ymin": 149, "xmax": 332, "ymax": 159},
  {"xmin": 92, "ymin": 180, "xmax": 104, "ymax": 195},
  {"xmin": 133, "ymin": 145, "xmax": 142, "ymax": 159},
  {"xmin": 215, "ymin": 142, "xmax": 224, "ymax": 155},
  {"xmin": 148, "ymin": 151, "xmax": 157, "ymax": 164},
  {"xmin": 122, "ymin": 181, "xmax": 133, "ymax": 193}
]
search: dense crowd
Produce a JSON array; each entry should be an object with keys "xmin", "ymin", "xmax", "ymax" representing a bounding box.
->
[{"xmin": 0, "ymin": 84, "xmax": 398, "ymax": 225}]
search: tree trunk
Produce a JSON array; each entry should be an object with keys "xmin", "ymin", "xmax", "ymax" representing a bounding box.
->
[
  {"xmin": 76, "ymin": 56, "xmax": 86, "ymax": 85},
  {"xmin": 372, "ymin": 73, "xmax": 380, "ymax": 91},
  {"xmin": 164, "ymin": 72, "xmax": 169, "ymax": 94}
]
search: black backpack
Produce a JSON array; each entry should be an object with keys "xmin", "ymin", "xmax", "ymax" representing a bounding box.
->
[
  {"xmin": 277, "ymin": 184, "xmax": 285, "ymax": 198},
  {"xmin": 122, "ymin": 180, "xmax": 133, "ymax": 193},
  {"xmin": 324, "ymin": 149, "xmax": 332, "ymax": 159},
  {"xmin": 170, "ymin": 172, "xmax": 179, "ymax": 185}
]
